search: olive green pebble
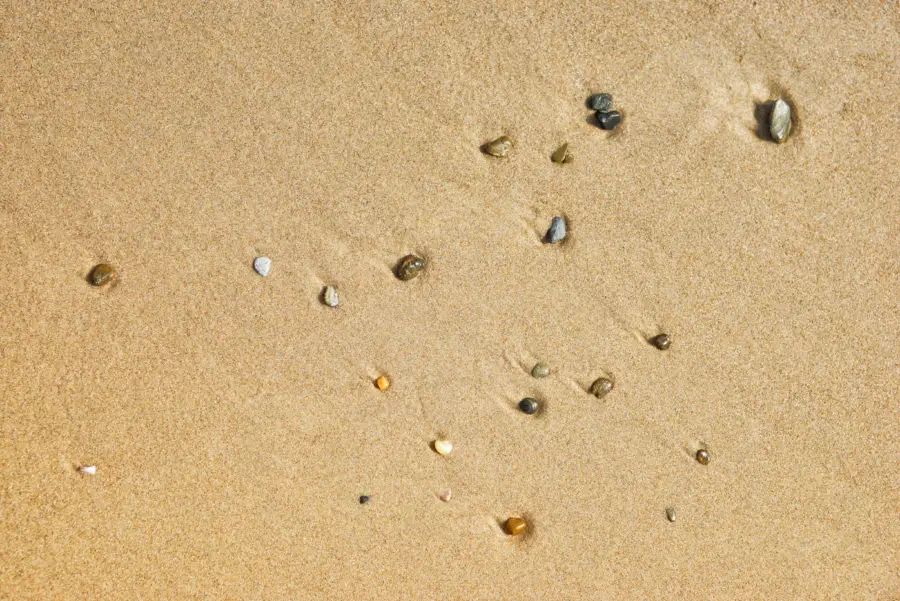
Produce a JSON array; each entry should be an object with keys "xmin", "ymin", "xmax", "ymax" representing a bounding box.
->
[
  {"xmin": 696, "ymin": 449, "xmax": 710, "ymax": 465},
  {"xmin": 649, "ymin": 333, "xmax": 671, "ymax": 350},
  {"xmin": 551, "ymin": 143, "xmax": 573, "ymax": 164},
  {"xmin": 589, "ymin": 377, "xmax": 614, "ymax": 399},
  {"xmin": 89, "ymin": 264, "xmax": 115, "ymax": 287},
  {"xmin": 769, "ymin": 98, "xmax": 792, "ymax": 143},
  {"xmin": 483, "ymin": 135, "xmax": 512, "ymax": 157},
  {"xmin": 666, "ymin": 507, "xmax": 677, "ymax": 522},
  {"xmin": 531, "ymin": 362, "xmax": 550, "ymax": 378},
  {"xmin": 395, "ymin": 254, "xmax": 426, "ymax": 281}
]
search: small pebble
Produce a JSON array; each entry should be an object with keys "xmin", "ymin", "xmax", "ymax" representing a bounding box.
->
[
  {"xmin": 88, "ymin": 264, "xmax": 115, "ymax": 287},
  {"xmin": 666, "ymin": 507, "xmax": 677, "ymax": 522},
  {"xmin": 550, "ymin": 143, "xmax": 573, "ymax": 164},
  {"xmin": 323, "ymin": 285, "xmax": 339, "ymax": 308},
  {"xmin": 483, "ymin": 135, "xmax": 512, "ymax": 157},
  {"xmin": 588, "ymin": 93, "xmax": 613, "ymax": 112},
  {"xmin": 531, "ymin": 362, "xmax": 550, "ymax": 378},
  {"xmin": 769, "ymin": 98, "xmax": 792, "ymax": 143},
  {"xmin": 505, "ymin": 517, "xmax": 527, "ymax": 536},
  {"xmin": 359, "ymin": 495, "xmax": 370, "ymax": 504},
  {"xmin": 518, "ymin": 397, "xmax": 539, "ymax": 415},
  {"xmin": 545, "ymin": 216, "xmax": 567, "ymax": 244},
  {"xmin": 696, "ymin": 449, "xmax": 710, "ymax": 465},
  {"xmin": 253, "ymin": 256, "xmax": 272, "ymax": 277},
  {"xmin": 589, "ymin": 377, "xmax": 614, "ymax": 399},
  {"xmin": 78, "ymin": 465, "xmax": 97, "ymax": 475},
  {"xmin": 375, "ymin": 375, "xmax": 391, "ymax": 391},
  {"xmin": 439, "ymin": 488, "xmax": 452, "ymax": 502},
  {"xmin": 649, "ymin": 333, "xmax": 671, "ymax": 350},
  {"xmin": 433, "ymin": 439, "xmax": 453, "ymax": 456},
  {"xmin": 596, "ymin": 110, "xmax": 622, "ymax": 131},
  {"xmin": 395, "ymin": 254, "xmax": 426, "ymax": 281}
]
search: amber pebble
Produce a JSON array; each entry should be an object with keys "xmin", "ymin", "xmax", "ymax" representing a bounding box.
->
[
  {"xmin": 89, "ymin": 264, "xmax": 115, "ymax": 287},
  {"xmin": 483, "ymin": 135, "xmax": 512, "ymax": 157},
  {"xmin": 666, "ymin": 507, "xmax": 677, "ymax": 522},
  {"xmin": 589, "ymin": 377, "xmax": 614, "ymax": 399},
  {"xmin": 696, "ymin": 449, "xmax": 710, "ymax": 465},
  {"xmin": 505, "ymin": 517, "xmax": 527, "ymax": 536},
  {"xmin": 375, "ymin": 375, "xmax": 391, "ymax": 391},
  {"xmin": 551, "ymin": 143, "xmax": 572, "ymax": 164},
  {"xmin": 650, "ymin": 333, "xmax": 671, "ymax": 350},
  {"xmin": 433, "ymin": 439, "xmax": 453, "ymax": 456},
  {"xmin": 395, "ymin": 254, "xmax": 426, "ymax": 281}
]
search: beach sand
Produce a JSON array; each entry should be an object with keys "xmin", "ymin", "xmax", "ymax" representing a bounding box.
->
[{"xmin": 1, "ymin": 1, "xmax": 898, "ymax": 599}]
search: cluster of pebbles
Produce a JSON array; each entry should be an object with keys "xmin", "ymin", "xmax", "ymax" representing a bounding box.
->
[{"xmin": 81, "ymin": 91, "xmax": 790, "ymax": 533}]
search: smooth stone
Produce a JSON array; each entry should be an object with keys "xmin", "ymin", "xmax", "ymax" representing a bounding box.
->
[
  {"xmin": 531, "ymin": 362, "xmax": 550, "ymax": 378},
  {"xmin": 439, "ymin": 488, "xmax": 452, "ymax": 502},
  {"xmin": 590, "ymin": 377, "xmax": 614, "ymax": 399},
  {"xmin": 323, "ymin": 285, "xmax": 339, "ymax": 308},
  {"xmin": 359, "ymin": 495, "xmax": 370, "ymax": 504},
  {"xmin": 505, "ymin": 517, "xmax": 527, "ymax": 535},
  {"xmin": 666, "ymin": 507, "xmax": 677, "ymax": 522},
  {"xmin": 88, "ymin": 264, "xmax": 115, "ymax": 287},
  {"xmin": 484, "ymin": 135, "xmax": 512, "ymax": 157},
  {"xmin": 650, "ymin": 333, "xmax": 671, "ymax": 350},
  {"xmin": 597, "ymin": 110, "xmax": 622, "ymax": 131},
  {"xmin": 253, "ymin": 256, "xmax": 272, "ymax": 277},
  {"xmin": 434, "ymin": 439, "xmax": 453, "ymax": 456},
  {"xmin": 395, "ymin": 254, "xmax": 426, "ymax": 281},
  {"xmin": 375, "ymin": 375, "xmax": 391, "ymax": 391},
  {"xmin": 696, "ymin": 449, "xmax": 710, "ymax": 465},
  {"xmin": 518, "ymin": 397, "xmax": 539, "ymax": 415},
  {"xmin": 588, "ymin": 93, "xmax": 613, "ymax": 112},
  {"xmin": 551, "ymin": 143, "xmax": 572, "ymax": 164},
  {"xmin": 769, "ymin": 98, "xmax": 792, "ymax": 143},
  {"xmin": 545, "ymin": 216, "xmax": 567, "ymax": 244}
]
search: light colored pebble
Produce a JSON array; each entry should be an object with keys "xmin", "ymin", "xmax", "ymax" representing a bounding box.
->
[
  {"xmin": 546, "ymin": 216, "xmax": 567, "ymax": 243},
  {"xmin": 78, "ymin": 465, "xmax": 97, "ymax": 475},
  {"xmin": 434, "ymin": 439, "xmax": 453, "ymax": 456},
  {"xmin": 531, "ymin": 362, "xmax": 550, "ymax": 378},
  {"xmin": 484, "ymin": 136, "xmax": 512, "ymax": 157},
  {"xmin": 323, "ymin": 285, "xmax": 339, "ymax": 307},
  {"xmin": 253, "ymin": 256, "xmax": 272, "ymax": 277},
  {"xmin": 590, "ymin": 377, "xmax": 614, "ymax": 399},
  {"xmin": 769, "ymin": 98, "xmax": 792, "ymax": 143},
  {"xmin": 666, "ymin": 507, "xmax": 676, "ymax": 522},
  {"xmin": 439, "ymin": 488, "xmax": 452, "ymax": 502}
]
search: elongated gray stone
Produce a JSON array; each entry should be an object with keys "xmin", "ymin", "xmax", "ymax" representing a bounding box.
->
[
  {"xmin": 769, "ymin": 98, "xmax": 791, "ymax": 143},
  {"xmin": 546, "ymin": 216, "xmax": 567, "ymax": 243},
  {"xmin": 253, "ymin": 256, "xmax": 271, "ymax": 277}
]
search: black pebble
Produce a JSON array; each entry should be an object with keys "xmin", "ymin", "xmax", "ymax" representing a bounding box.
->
[
  {"xmin": 359, "ymin": 495, "xmax": 370, "ymax": 504},
  {"xmin": 588, "ymin": 93, "xmax": 612, "ymax": 112},
  {"xmin": 597, "ymin": 111, "xmax": 622, "ymax": 131},
  {"xmin": 518, "ymin": 397, "xmax": 539, "ymax": 415},
  {"xmin": 649, "ymin": 333, "xmax": 671, "ymax": 350}
]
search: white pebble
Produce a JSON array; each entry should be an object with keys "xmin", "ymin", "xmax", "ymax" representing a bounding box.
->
[
  {"xmin": 78, "ymin": 465, "xmax": 97, "ymax": 475},
  {"xmin": 323, "ymin": 285, "xmax": 339, "ymax": 307},
  {"xmin": 253, "ymin": 256, "xmax": 272, "ymax": 277},
  {"xmin": 434, "ymin": 439, "xmax": 453, "ymax": 456}
]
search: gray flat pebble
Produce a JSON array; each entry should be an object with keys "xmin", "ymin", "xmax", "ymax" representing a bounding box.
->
[
  {"xmin": 253, "ymin": 256, "xmax": 272, "ymax": 277},
  {"xmin": 588, "ymin": 93, "xmax": 612, "ymax": 112},
  {"xmin": 545, "ymin": 216, "xmax": 567, "ymax": 244},
  {"xmin": 769, "ymin": 98, "xmax": 792, "ymax": 143},
  {"xmin": 323, "ymin": 285, "xmax": 339, "ymax": 307}
]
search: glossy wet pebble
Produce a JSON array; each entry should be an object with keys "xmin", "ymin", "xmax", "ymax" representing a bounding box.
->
[
  {"xmin": 505, "ymin": 517, "xmax": 527, "ymax": 536},
  {"xmin": 375, "ymin": 375, "xmax": 391, "ymax": 391},
  {"xmin": 323, "ymin": 285, "xmax": 339, "ymax": 307},
  {"xmin": 597, "ymin": 111, "xmax": 622, "ymax": 131},
  {"xmin": 666, "ymin": 507, "xmax": 677, "ymax": 522},
  {"xmin": 89, "ymin": 264, "xmax": 115, "ymax": 287},
  {"xmin": 769, "ymin": 98, "xmax": 792, "ymax": 143},
  {"xmin": 650, "ymin": 333, "xmax": 671, "ymax": 350},
  {"xmin": 518, "ymin": 397, "xmax": 539, "ymax": 415},
  {"xmin": 253, "ymin": 256, "xmax": 271, "ymax": 277},
  {"xmin": 696, "ymin": 449, "xmax": 710, "ymax": 465},
  {"xmin": 545, "ymin": 216, "xmax": 567, "ymax": 244},
  {"xmin": 531, "ymin": 362, "xmax": 550, "ymax": 378},
  {"xmin": 359, "ymin": 495, "xmax": 370, "ymax": 504},
  {"xmin": 395, "ymin": 254, "xmax": 426, "ymax": 281},
  {"xmin": 434, "ymin": 439, "xmax": 453, "ymax": 456},
  {"xmin": 484, "ymin": 135, "xmax": 512, "ymax": 157},
  {"xmin": 588, "ymin": 93, "xmax": 612, "ymax": 112},
  {"xmin": 590, "ymin": 377, "xmax": 614, "ymax": 399},
  {"xmin": 551, "ymin": 143, "xmax": 572, "ymax": 164}
]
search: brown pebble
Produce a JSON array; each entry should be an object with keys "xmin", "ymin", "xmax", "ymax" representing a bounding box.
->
[
  {"xmin": 88, "ymin": 264, "xmax": 115, "ymax": 287},
  {"xmin": 504, "ymin": 517, "xmax": 527, "ymax": 535},
  {"xmin": 550, "ymin": 143, "xmax": 573, "ymax": 164},
  {"xmin": 696, "ymin": 449, "xmax": 710, "ymax": 465},
  {"xmin": 395, "ymin": 254, "xmax": 426, "ymax": 281},
  {"xmin": 649, "ymin": 333, "xmax": 671, "ymax": 350},
  {"xmin": 589, "ymin": 377, "xmax": 614, "ymax": 399},
  {"xmin": 483, "ymin": 136, "xmax": 512, "ymax": 157},
  {"xmin": 666, "ymin": 507, "xmax": 677, "ymax": 522}
]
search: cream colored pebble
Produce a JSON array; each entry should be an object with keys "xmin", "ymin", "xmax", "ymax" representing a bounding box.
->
[
  {"xmin": 434, "ymin": 439, "xmax": 453, "ymax": 456},
  {"xmin": 78, "ymin": 465, "xmax": 97, "ymax": 475}
]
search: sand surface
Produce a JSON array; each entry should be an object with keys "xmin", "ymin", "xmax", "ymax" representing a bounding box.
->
[{"xmin": 1, "ymin": 1, "xmax": 898, "ymax": 599}]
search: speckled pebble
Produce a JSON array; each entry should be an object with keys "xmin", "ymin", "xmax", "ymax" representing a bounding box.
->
[
  {"xmin": 769, "ymin": 98, "xmax": 792, "ymax": 143},
  {"xmin": 588, "ymin": 93, "xmax": 612, "ymax": 112},
  {"xmin": 590, "ymin": 377, "xmax": 614, "ymax": 399}
]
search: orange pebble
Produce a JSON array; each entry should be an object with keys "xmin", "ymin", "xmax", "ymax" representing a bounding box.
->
[
  {"xmin": 505, "ymin": 517, "xmax": 527, "ymax": 536},
  {"xmin": 375, "ymin": 375, "xmax": 391, "ymax": 391}
]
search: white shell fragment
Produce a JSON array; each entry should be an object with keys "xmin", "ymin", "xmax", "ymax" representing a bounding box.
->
[
  {"xmin": 323, "ymin": 285, "xmax": 339, "ymax": 307},
  {"xmin": 769, "ymin": 98, "xmax": 792, "ymax": 143},
  {"xmin": 253, "ymin": 256, "xmax": 272, "ymax": 277},
  {"xmin": 434, "ymin": 439, "xmax": 453, "ymax": 456},
  {"xmin": 78, "ymin": 465, "xmax": 97, "ymax": 475}
]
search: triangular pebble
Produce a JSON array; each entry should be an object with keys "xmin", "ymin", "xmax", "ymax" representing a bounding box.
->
[{"xmin": 253, "ymin": 256, "xmax": 272, "ymax": 277}]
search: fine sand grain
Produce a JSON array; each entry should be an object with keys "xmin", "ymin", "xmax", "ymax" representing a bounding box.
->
[{"xmin": 1, "ymin": 1, "xmax": 898, "ymax": 599}]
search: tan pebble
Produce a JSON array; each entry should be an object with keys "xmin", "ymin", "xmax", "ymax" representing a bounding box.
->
[
  {"xmin": 589, "ymin": 377, "xmax": 614, "ymax": 399},
  {"xmin": 439, "ymin": 489, "xmax": 452, "ymax": 502},
  {"xmin": 551, "ymin": 143, "xmax": 572, "ymax": 164},
  {"xmin": 433, "ymin": 439, "xmax": 453, "ymax": 456},
  {"xmin": 375, "ymin": 375, "xmax": 391, "ymax": 391},
  {"xmin": 483, "ymin": 135, "xmax": 512, "ymax": 157},
  {"xmin": 505, "ymin": 517, "xmax": 527, "ymax": 535},
  {"xmin": 88, "ymin": 264, "xmax": 115, "ymax": 287},
  {"xmin": 666, "ymin": 507, "xmax": 677, "ymax": 522}
]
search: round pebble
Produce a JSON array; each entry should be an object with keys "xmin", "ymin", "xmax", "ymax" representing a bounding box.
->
[
  {"xmin": 769, "ymin": 98, "xmax": 792, "ymax": 143},
  {"xmin": 696, "ymin": 449, "xmax": 710, "ymax": 465},
  {"xmin": 551, "ymin": 143, "xmax": 572, "ymax": 164},
  {"xmin": 650, "ymin": 333, "xmax": 671, "ymax": 350},
  {"xmin": 666, "ymin": 507, "xmax": 677, "ymax": 522},
  {"xmin": 596, "ymin": 110, "xmax": 622, "ymax": 131},
  {"xmin": 531, "ymin": 362, "xmax": 550, "ymax": 378},
  {"xmin": 505, "ymin": 517, "xmax": 527, "ymax": 536},
  {"xmin": 395, "ymin": 254, "xmax": 426, "ymax": 281},
  {"xmin": 323, "ymin": 285, "xmax": 339, "ymax": 308},
  {"xmin": 253, "ymin": 256, "xmax": 272, "ymax": 277},
  {"xmin": 439, "ymin": 488, "xmax": 452, "ymax": 502},
  {"xmin": 434, "ymin": 439, "xmax": 453, "ymax": 456},
  {"xmin": 590, "ymin": 377, "xmax": 614, "ymax": 399},
  {"xmin": 375, "ymin": 375, "xmax": 391, "ymax": 391},
  {"xmin": 518, "ymin": 397, "xmax": 539, "ymax": 415},
  {"xmin": 588, "ymin": 93, "xmax": 613, "ymax": 112},
  {"xmin": 483, "ymin": 135, "xmax": 512, "ymax": 157},
  {"xmin": 359, "ymin": 495, "xmax": 370, "ymax": 504},
  {"xmin": 545, "ymin": 216, "xmax": 567, "ymax": 244},
  {"xmin": 88, "ymin": 264, "xmax": 115, "ymax": 287}
]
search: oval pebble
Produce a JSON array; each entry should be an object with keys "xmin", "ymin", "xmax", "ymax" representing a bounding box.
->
[
  {"xmin": 88, "ymin": 264, "xmax": 116, "ymax": 287},
  {"xmin": 505, "ymin": 517, "xmax": 527, "ymax": 535},
  {"xmin": 666, "ymin": 507, "xmax": 677, "ymax": 522},
  {"xmin": 395, "ymin": 254, "xmax": 426, "ymax": 281},
  {"xmin": 769, "ymin": 98, "xmax": 792, "ymax": 143},
  {"xmin": 434, "ymin": 439, "xmax": 453, "ymax": 456},
  {"xmin": 531, "ymin": 362, "xmax": 550, "ymax": 378},
  {"xmin": 253, "ymin": 256, "xmax": 272, "ymax": 277},
  {"xmin": 323, "ymin": 285, "xmax": 339, "ymax": 307},
  {"xmin": 518, "ymin": 397, "xmax": 539, "ymax": 415},
  {"xmin": 649, "ymin": 333, "xmax": 671, "ymax": 350},
  {"xmin": 484, "ymin": 136, "xmax": 512, "ymax": 157},
  {"xmin": 590, "ymin": 377, "xmax": 614, "ymax": 399}
]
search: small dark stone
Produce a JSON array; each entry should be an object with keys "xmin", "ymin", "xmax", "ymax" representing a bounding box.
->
[
  {"xmin": 590, "ymin": 377, "xmax": 614, "ymax": 399},
  {"xmin": 588, "ymin": 93, "xmax": 612, "ymax": 112},
  {"xmin": 545, "ymin": 216, "xmax": 567, "ymax": 244},
  {"xmin": 596, "ymin": 110, "xmax": 622, "ymax": 131},
  {"xmin": 695, "ymin": 449, "xmax": 710, "ymax": 465},
  {"xmin": 359, "ymin": 495, "xmax": 371, "ymax": 504},
  {"xmin": 649, "ymin": 333, "xmax": 671, "ymax": 350},
  {"xmin": 518, "ymin": 397, "xmax": 539, "ymax": 415},
  {"xmin": 395, "ymin": 254, "xmax": 426, "ymax": 281},
  {"xmin": 88, "ymin": 263, "xmax": 115, "ymax": 287}
]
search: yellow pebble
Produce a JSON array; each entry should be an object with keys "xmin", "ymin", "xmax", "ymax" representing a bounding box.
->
[
  {"xmin": 505, "ymin": 517, "xmax": 527, "ymax": 535},
  {"xmin": 433, "ymin": 439, "xmax": 453, "ymax": 456},
  {"xmin": 375, "ymin": 375, "xmax": 391, "ymax": 391}
]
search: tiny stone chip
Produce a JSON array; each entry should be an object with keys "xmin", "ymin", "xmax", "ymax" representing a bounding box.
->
[
  {"xmin": 588, "ymin": 93, "xmax": 613, "ymax": 112},
  {"xmin": 78, "ymin": 465, "xmax": 97, "ymax": 475},
  {"xmin": 551, "ymin": 143, "xmax": 573, "ymax": 164},
  {"xmin": 439, "ymin": 488, "xmax": 452, "ymax": 502},
  {"xmin": 395, "ymin": 254, "xmax": 426, "ymax": 281},
  {"xmin": 434, "ymin": 439, "xmax": 453, "ymax": 456},
  {"xmin": 359, "ymin": 495, "xmax": 371, "ymax": 504},
  {"xmin": 253, "ymin": 256, "xmax": 272, "ymax": 277},
  {"xmin": 323, "ymin": 285, "xmax": 339, "ymax": 307},
  {"xmin": 590, "ymin": 377, "xmax": 614, "ymax": 399},
  {"xmin": 545, "ymin": 216, "xmax": 567, "ymax": 244},
  {"xmin": 649, "ymin": 333, "xmax": 671, "ymax": 350},
  {"xmin": 666, "ymin": 507, "xmax": 677, "ymax": 522},
  {"xmin": 483, "ymin": 135, "xmax": 512, "ymax": 157},
  {"xmin": 518, "ymin": 397, "xmax": 539, "ymax": 415},
  {"xmin": 89, "ymin": 264, "xmax": 115, "ymax": 287},
  {"xmin": 597, "ymin": 111, "xmax": 622, "ymax": 131},
  {"xmin": 531, "ymin": 362, "xmax": 550, "ymax": 378},
  {"xmin": 769, "ymin": 98, "xmax": 792, "ymax": 143},
  {"xmin": 505, "ymin": 517, "xmax": 527, "ymax": 535}
]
